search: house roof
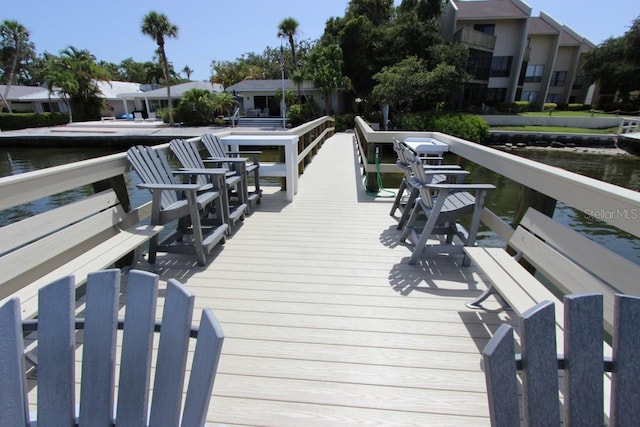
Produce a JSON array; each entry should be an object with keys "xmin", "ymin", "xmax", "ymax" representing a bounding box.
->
[
  {"xmin": 528, "ymin": 17, "xmax": 560, "ymax": 35},
  {"xmin": 454, "ymin": 0, "xmax": 530, "ymax": 20},
  {"xmin": 0, "ymin": 85, "xmax": 47, "ymax": 101},
  {"xmin": 226, "ymin": 79, "xmax": 317, "ymax": 93},
  {"xmin": 122, "ymin": 81, "xmax": 224, "ymax": 99}
]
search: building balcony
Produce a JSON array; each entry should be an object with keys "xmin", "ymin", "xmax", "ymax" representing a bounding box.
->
[{"xmin": 454, "ymin": 27, "xmax": 496, "ymax": 51}]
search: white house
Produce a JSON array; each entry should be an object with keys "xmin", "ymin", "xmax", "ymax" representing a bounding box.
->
[
  {"xmin": 118, "ymin": 81, "xmax": 224, "ymax": 117},
  {"xmin": 226, "ymin": 79, "xmax": 346, "ymax": 116}
]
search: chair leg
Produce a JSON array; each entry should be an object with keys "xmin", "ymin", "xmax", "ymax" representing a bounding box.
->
[
  {"xmin": 186, "ymin": 192, "xmax": 207, "ymax": 266},
  {"xmin": 390, "ymin": 179, "xmax": 408, "ymax": 217},
  {"xmin": 397, "ymin": 187, "xmax": 419, "ymax": 230},
  {"xmin": 408, "ymin": 194, "xmax": 448, "ymax": 265}
]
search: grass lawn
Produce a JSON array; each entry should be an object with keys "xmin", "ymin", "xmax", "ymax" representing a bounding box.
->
[{"xmin": 491, "ymin": 125, "xmax": 619, "ymax": 134}]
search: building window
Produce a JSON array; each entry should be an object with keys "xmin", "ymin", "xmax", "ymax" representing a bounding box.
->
[
  {"xmin": 521, "ymin": 91, "xmax": 538, "ymax": 103},
  {"xmin": 486, "ymin": 88, "xmax": 507, "ymax": 103},
  {"xmin": 524, "ymin": 65, "xmax": 544, "ymax": 83},
  {"xmin": 573, "ymin": 75, "xmax": 583, "ymax": 90},
  {"xmin": 546, "ymin": 93, "xmax": 562, "ymax": 103},
  {"xmin": 473, "ymin": 24, "xmax": 495, "ymax": 35},
  {"xmin": 550, "ymin": 71, "xmax": 567, "ymax": 87},
  {"xmin": 467, "ymin": 49, "xmax": 492, "ymax": 81},
  {"xmin": 490, "ymin": 56, "xmax": 513, "ymax": 77}
]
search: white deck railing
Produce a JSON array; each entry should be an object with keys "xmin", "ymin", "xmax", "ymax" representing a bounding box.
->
[{"xmin": 355, "ymin": 116, "xmax": 640, "ymax": 239}]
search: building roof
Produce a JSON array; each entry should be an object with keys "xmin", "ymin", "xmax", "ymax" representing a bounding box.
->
[
  {"xmin": 226, "ymin": 79, "xmax": 317, "ymax": 93},
  {"xmin": 528, "ymin": 17, "xmax": 560, "ymax": 35},
  {"xmin": 453, "ymin": 0, "xmax": 530, "ymax": 20},
  {"xmin": 122, "ymin": 81, "xmax": 224, "ymax": 99},
  {"xmin": 0, "ymin": 85, "xmax": 47, "ymax": 101}
]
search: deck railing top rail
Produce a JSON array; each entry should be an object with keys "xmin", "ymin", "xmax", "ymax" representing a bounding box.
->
[{"xmin": 355, "ymin": 116, "xmax": 640, "ymax": 238}]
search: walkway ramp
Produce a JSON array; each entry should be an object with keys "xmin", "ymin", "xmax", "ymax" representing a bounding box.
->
[{"xmin": 154, "ymin": 132, "xmax": 502, "ymax": 425}]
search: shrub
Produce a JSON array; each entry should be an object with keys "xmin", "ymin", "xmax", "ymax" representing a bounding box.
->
[
  {"xmin": 396, "ymin": 112, "xmax": 489, "ymax": 143},
  {"xmin": 0, "ymin": 112, "xmax": 69, "ymax": 130},
  {"xmin": 287, "ymin": 103, "xmax": 317, "ymax": 127},
  {"xmin": 173, "ymin": 89, "xmax": 216, "ymax": 126},
  {"xmin": 567, "ymin": 103, "xmax": 588, "ymax": 111},
  {"xmin": 333, "ymin": 113, "xmax": 355, "ymax": 131},
  {"xmin": 514, "ymin": 101, "xmax": 531, "ymax": 113},
  {"xmin": 543, "ymin": 102, "xmax": 557, "ymax": 111}
]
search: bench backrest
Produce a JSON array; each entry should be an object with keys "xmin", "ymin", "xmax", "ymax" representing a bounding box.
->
[
  {"xmin": 0, "ymin": 269, "xmax": 224, "ymax": 426},
  {"xmin": 509, "ymin": 207, "xmax": 640, "ymax": 334},
  {"xmin": 483, "ymin": 293, "xmax": 640, "ymax": 426},
  {"xmin": 0, "ymin": 189, "xmax": 134, "ymax": 303}
]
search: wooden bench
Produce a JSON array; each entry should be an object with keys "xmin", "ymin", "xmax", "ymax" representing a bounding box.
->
[
  {"xmin": 482, "ymin": 293, "xmax": 640, "ymax": 426},
  {"xmin": 1, "ymin": 268, "xmax": 224, "ymax": 425},
  {"xmin": 0, "ymin": 185, "xmax": 162, "ymax": 320},
  {"xmin": 465, "ymin": 207, "xmax": 640, "ymax": 339}
]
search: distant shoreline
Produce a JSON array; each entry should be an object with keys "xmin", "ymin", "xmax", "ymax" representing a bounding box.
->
[{"xmin": 501, "ymin": 145, "xmax": 630, "ymax": 156}]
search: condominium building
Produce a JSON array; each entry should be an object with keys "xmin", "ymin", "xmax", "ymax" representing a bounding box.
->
[{"xmin": 440, "ymin": 0, "xmax": 596, "ymax": 109}]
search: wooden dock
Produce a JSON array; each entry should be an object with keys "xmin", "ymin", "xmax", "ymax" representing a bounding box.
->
[{"xmin": 152, "ymin": 133, "xmax": 508, "ymax": 425}]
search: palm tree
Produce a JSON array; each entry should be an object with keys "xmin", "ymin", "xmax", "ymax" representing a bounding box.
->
[
  {"xmin": 182, "ymin": 65, "xmax": 193, "ymax": 80},
  {"xmin": 141, "ymin": 11, "xmax": 178, "ymax": 125},
  {"xmin": 277, "ymin": 17, "xmax": 299, "ymax": 71},
  {"xmin": 0, "ymin": 20, "xmax": 32, "ymax": 113}
]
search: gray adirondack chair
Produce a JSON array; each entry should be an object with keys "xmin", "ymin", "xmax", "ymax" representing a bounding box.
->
[
  {"xmin": 400, "ymin": 158, "xmax": 493, "ymax": 265},
  {"xmin": 390, "ymin": 139, "xmax": 466, "ymax": 230},
  {"xmin": 127, "ymin": 145, "xmax": 228, "ymax": 266},
  {"xmin": 169, "ymin": 138, "xmax": 247, "ymax": 229},
  {"xmin": 0, "ymin": 268, "xmax": 224, "ymax": 426},
  {"xmin": 483, "ymin": 293, "xmax": 640, "ymax": 427},
  {"xmin": 201, "ymin": 133, "xmax": 261, "ymax": 207}
]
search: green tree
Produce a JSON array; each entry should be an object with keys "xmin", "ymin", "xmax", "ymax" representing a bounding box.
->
[
  {"xmin": 371, "ymin": 55, "xmax": 464, "ymax": 112},
  {"xmin": 277, "ymin": 17, "xmax": 299, "ymax": 71},
  {"xmin": 307, "ymin": 43, "xmax": 348, "ymax": 114},
  {"xmin": 182, "ymin": 65, "xmax": 193, "ymax": 80},
  {"xmin": 0, "ymin": 20, "xmax": 35, "ymax": 112},
  {"xmin": 213, "ymin": 91, "xmax": 236, "ymax": 116},
  {"xmin": 44, "ymin": 47, "xmax": 109, "ymax": 122},
  {"xmin": 141, "ymin": 11, "xmax": 178, "ymax": 125}
]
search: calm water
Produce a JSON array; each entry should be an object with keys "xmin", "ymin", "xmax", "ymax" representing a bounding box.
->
[{"xmin": 1, "ymin": 145, "xmax": 639, "ymax": 263}]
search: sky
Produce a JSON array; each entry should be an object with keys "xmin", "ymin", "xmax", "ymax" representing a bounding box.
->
[{"xmin": 2, "ymin": 0, "xmax": 639, "ymax": 82}]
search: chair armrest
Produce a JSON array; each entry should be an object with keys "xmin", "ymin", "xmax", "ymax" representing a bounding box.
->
[
  {"xmin": 137, "ymin": 183, "xmax": 203, "ymax": 192},
  {"xmin": 228, "ymin": 150, "xmax": 261, "ymax": 155},
  {"xmin": 421, "ymin": 170, "xmax": 469, "ymax": 176},
  {"xmin": 174, "ymin": 168, "xmax": 228, "ymax": 176},
  {"xmin": 204, "ymin": 157, "xmax": 248, "ymax": 163},
  {"xmin": 426, "ymin": 183, "xmax": 496, "ymax": 191}
]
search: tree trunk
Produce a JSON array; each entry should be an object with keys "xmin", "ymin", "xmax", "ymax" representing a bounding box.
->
[{"xmin": 159, "ymin": 43, "xmax": 174, "ymax": 125}]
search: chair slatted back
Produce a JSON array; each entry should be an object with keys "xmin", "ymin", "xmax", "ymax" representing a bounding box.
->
[
  {"xmin": 127, "ymin": 146, "xmax": 180, "ymax": 209},
  {"xmin": 0, "ymin": 269, "xmax": 225, "ymax": 426},
  {"xmin": 201, "ymin": 133, "xmax": 227, "ymax": 158},
  {"xmin": 169, "ymin": 139, "xmax": 208, "ymax": 187},
  {"xmin": 483, "ymin": 293, "xmax": 640, "ymax": 426}
]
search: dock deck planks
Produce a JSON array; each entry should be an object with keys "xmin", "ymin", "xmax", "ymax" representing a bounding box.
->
[{"xmin": 151, "ymin": 133, "xmax": 509, "ymax": 425}]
